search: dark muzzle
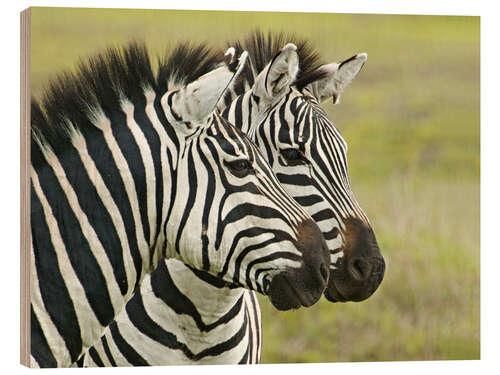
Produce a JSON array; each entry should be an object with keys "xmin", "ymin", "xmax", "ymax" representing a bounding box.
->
[
  {"xmin": 325, "ymin": 217, "xmax": 385, "ymax": 302},
  {"xmin": 266, "ymin": 219, "xmax": 330, "ymax": 310}
]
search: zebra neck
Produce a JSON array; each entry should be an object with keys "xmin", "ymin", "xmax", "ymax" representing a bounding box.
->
[
  {"xmin": 37, "ymin": 98, "xmax": 174, "ymax": 290},
  {"xmin": 154, "ymin": 260, "xmax": 248, "ymax": 332},
  {"xmin": 222, "ymin": 90, "xmax": 261, "ymax": 136}
]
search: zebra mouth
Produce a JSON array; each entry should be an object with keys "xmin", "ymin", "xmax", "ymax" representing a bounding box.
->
[
  {"xmin": 266, "ymin": 273, "xmax": 320, "ymax": 310},
  {"xmin": 324, "ymin": 257, "xmax": 386, "ymax": 303},
  {"xmin": 323, "ymin": 282, "xmax": 348, "ymax": 303}
]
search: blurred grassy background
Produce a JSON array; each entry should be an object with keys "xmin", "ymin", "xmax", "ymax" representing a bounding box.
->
[{"xmin": 29, "ymin": 7, "xmax": 480, "ymax": 363}]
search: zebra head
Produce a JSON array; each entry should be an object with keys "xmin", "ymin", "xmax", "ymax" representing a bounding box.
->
[
  {"xmin": 222, "ymin": 34, "xmax": 385, "ymax": 303},
  {"xmin": 298, "ymin": 54, "xmax": 386, "ymax": 302},
  {"xmin": 160, "ymin": 48, "xmax": 330, "ymax": 310}
]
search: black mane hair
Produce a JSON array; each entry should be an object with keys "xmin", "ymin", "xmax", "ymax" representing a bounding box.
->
[
  {"xmin": 229, "ymin": 30, "xmax": 329, "ymax": 94},
  {"xmin": 31, "ymin": 41, "xmax": 224, "ymax": 168}
]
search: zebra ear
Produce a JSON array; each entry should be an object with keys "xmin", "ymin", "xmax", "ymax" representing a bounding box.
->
[
  {"xmin": 252, "ymin": 43, "xmax": 299, "ymax": 103},
  {"xmin": 168, "ymin": 48, "xmax": 248, "ymax": 126},
  {"xmin": 307, "ymin": 53, "xmax": 367, "ymax": 104}
]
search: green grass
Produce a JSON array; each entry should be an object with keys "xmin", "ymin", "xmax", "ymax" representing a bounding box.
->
[
  {"xmin": 29, "ymin": 7, "xmax": 480, "ymax": 363},
  {"xmin": 258, "ymin": 177, "xmax": 479, "ymax": 362}
]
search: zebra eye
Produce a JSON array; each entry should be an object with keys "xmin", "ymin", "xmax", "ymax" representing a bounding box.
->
[
  {"xmin": 281, "ymin": 148, "xmax": 306, "ymax": 166},
  {"xmin": 225, "ymin": 159, "xmax": 253, "ymax": 177}
]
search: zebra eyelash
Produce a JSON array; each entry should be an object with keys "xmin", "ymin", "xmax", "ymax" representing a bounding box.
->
[
  {"xmin": 224, "ymin": 158, "xmax": 254, "ymax": 178},
  {"xmin": 279, "ymin": 147, "xmax": 308, "ymax": 166}
]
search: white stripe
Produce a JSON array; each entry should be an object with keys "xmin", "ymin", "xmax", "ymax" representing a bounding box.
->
[
  {"xmin": 121, "ymin": 98, "xmax": 157, "ymax": 247},
  {"xmin": 93, "ymin": 341, "xmax": 112, "ymax": 367},
  {"xmin": 35, "ymin": 148, "xmax": 124, "ymax": 324},
  {"xmin": 243, "ymin": 292, "xmax": 256, "ymax": 363},
  {"xmin": 143, "ymin": 88, "xmax": 171, "ymax": 260},
  {"xmin": 31, "ymin": 169, "xmax": 103, "ymax": 366},
  {"xmin": 88, "ymin": 109, "xmax": 150, "ymax": 273},
  {"xmin": 29, "ymin": 235, "xmax": 70, "ymax": 367},
  {"xmin": 70, "ymin": 128, "xmax": 137, "ymax": 301},
  {"xmin": 87, "ymin": 330, "xmax": 124, "ymax": 367}
]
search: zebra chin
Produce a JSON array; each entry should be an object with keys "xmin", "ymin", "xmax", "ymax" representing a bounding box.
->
[
  {"xmin": 265, "ymin": 272, "xmax": 325, "ymax": 310},
  {"xmin": 264, "ymin": 219, "xmax": 330, "ymax": 310},
  {"xmin": 324, "ymin": 217, "xmax": 386, "ymax": 303}
]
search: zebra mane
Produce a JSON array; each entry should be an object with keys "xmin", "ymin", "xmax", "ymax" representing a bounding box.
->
[
  {"xmin": 31, "ymin": 41, "xmax": 223, "ymax": 168},
  {"xmin": 229, "ymin": 30, "xmax": 328, "ymax": 95}
]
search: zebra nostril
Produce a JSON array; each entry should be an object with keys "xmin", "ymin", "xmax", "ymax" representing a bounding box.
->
[{"xmin": 348, "ymin": 257, "xmax": 372, "ymax": 281}]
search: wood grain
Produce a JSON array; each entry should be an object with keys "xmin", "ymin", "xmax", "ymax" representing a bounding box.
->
[{"xmin": 20, "ymin": 7, "xmax": 31, "ymax": 368}]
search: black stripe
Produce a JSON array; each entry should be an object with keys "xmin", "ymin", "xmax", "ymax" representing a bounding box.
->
[
  {"xmin": 31, "ymin": 183, "xmax": 82, "ymax": 364},
  {"xmin": 174, "ymin": 143, "xmax": 197, "ymax": 254},
  {"xmin": 319, "ymin": 130, "xmax": 349, "ymax": 187},
  {"xmin": 247, "ymin": 306, "xmax": 253, "ymax": 363},
  {"xmin": 257, "ymin": 121, "xmax": 274, "ymax": 166},
  {"xmin": 276, "ymin": 172, "xmax": 313, "ymax": 186},
  {"xmin": 221, "ymin": 105, "xmax": 230, "ymax": 119},
  {"xmin": 88, "ymin": 347, "xmax": 105, "ymax": 367},
  {"xmin": 294, "ymin": 194, "xmax": 323, "ymax": 207},
  {"xmin": 234, "ymin": 94, "xmax": 244, "ymax": 129},
  {"xmin": 101, "ymin": 335, "xmax": 117, "ymax": 367},
  {"xmin": 188, "ymin": 265, "xmax": 230, "ymax": 288},
  {"xmin": 83, "ymin": 123, "xmax": 143, "ymax": 290},
  {"xmin": 162, "ymin": 146, "xmax": 177, "ymax": 241},
  {"xmin": 30, "ymin": 306, "xmax": 58, "ymax": 368},
  {"xmin": 268, "ymin": 110, "xmax": 277, "ymax": 151},
  {"xmin": 298, "ymin": 101, "xmax": 311, "ymax": 142},
  {"xmin": 244, "ymin": 251, "xmax": 302, "ymax": 290},
  {"xmin": 167, "ymin": 91, "xmax": 182, "ymax": 121},
  {"xmin": 125, "ymin": 288, "xmax": 196, "ymax": 357},
  {"xmin": 223, "ymin": 90, "xmax": 233, "ymax": 108},
  {"xmin": 246, "ymin": 92, "xmax": 253, "ymax": 132},
  {"xmin": 109, "ymin": 322, "xmax": 149, "ymax": 366},
  {"xmin": 129, "ymin": 285, "xmax": 249, "ymax": 361},
  {"xmin": 233, "ymin": 237, "xmax": 285, "ymax": 285},
  {"xmin": 310, "ymin": 145, "xmax": 353, "ymax": 216},
  {"xmin": 132, "ymin": 94, "xmax": 164, "ymax": 256},
  {"xmin": 150, "ymin": 262, "xmax": 245, "ymax": 331},
  {"xmin": 250, "ymin": 292, "xmax": 261, "ymax": 361},
  {"xmin": 193, "ymin": 307, "xmax": 248, "ymax": 359},
  {"xmin": 75, "ymin": 356, "xmax": 84, "ymax": 367},
  {"xmin": 220, "ymin": 203, "xmax": 288, "ymax": 231},
  {"xmin": 197, "ymin": 142, "xmax": 216, "ymax": 271},
  {"xmin": 110, "ymin": 109, "xmax": 151, "ymax": 248},
  {"xmin": 58, "ymin": 142, "xmax": 128, "ymax": 296},
  {"xmin": 253, "ymin": 267, "xmax": 273, "ymax": 293},
  {"xmin": 216, "ymin": 128, "xmax": 239, "ymax": 157},
  {"xmin": 324, "ymin": 227, "xmax": 340, "ymax": 241},
  {"xmin": 35, "ymin": 160, "xmax": 115, "ymax": 328},
  {"xmin": 251, "ymin": 92, "xmax": 260, "ymax": 105},
  {"xmin": 311, "ymin": 208, "xmax": 336, "ymax": 223},
  {"xmin": 155, "ymin": 94, "xmax": 179, "ymax": 151},
  {"xmin": 218, "ymin": 227, "xmax": 293, "ymax": 280},
  {"xmin": 278, "ymin": 94, "xmax": 292, "ymax": 144}
]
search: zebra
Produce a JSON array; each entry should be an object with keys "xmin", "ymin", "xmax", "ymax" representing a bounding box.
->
[
  {"xmin": 80, "ymin": 33, "xmax": 385, "ymax": 367},
  {"xmin": 29, "ymin": 42, "xmax": 331, "ymax": 368},
  {"xmin": 227, "ymin": 32, "xmax": 386, "ymax": 303}
]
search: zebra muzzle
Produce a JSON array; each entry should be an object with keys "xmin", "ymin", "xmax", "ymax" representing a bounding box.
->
[
  {"xmin": 267, "ymin": 218, "xmax": 330, "ymax": 310},
  {"xmin": 325, "ymin": 217, "xmax": 385, "ymax": 302}
]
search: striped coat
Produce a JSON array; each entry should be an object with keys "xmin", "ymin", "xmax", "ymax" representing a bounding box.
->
[{"xmin": 30, "ymin": 42, "xmax": 330, "ymax": 367}]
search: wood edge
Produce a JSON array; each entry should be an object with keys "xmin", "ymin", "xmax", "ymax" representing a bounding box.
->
[{"xmin": 20, "ymin": 7, "xmax": 31, "ymax": 368}]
